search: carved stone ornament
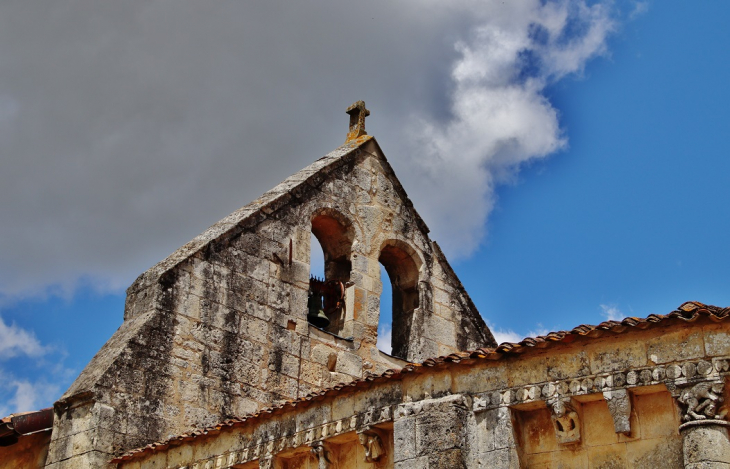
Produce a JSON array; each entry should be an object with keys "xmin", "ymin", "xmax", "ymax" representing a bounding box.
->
[
  {"xmin": 258, "ymin": 456, "xmax": 273, "ymax": 469},
  {"xmin": 677, "ymin": 381, "xmax": 728, "ymax": 422},
  {"xmin": 603, "ymin": 389, "xmax": 632, "ymax": 435},
  {"xmin": 311, "ymin": 441, "xmax": 332, "ymax": 469},
  {"xmin": 549, "ymin": 398, "xmax": 581, "ymax": 444},
  {"xmin": 357, "ymin": 426, "xmax": 385, "ymax": 463}
]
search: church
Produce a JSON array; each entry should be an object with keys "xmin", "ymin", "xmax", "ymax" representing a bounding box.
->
[{"xmin": 3, "ymin": 102, "xmax": 729, "ymax": 468}]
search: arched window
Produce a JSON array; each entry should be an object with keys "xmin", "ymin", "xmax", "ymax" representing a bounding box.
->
[
  {"xmin": 378, "ymin": 241, "xmax": 420, "ymax": 359},
  {"xmin": 308, "ymin": 210, "xmax": 354, "ymax": 334}
]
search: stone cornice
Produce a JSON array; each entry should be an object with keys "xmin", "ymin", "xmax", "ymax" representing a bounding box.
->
[
  {"xmin": 116, "ymin": 356, "xmax": 730, "ymax": 467},
  {"xmin": 473, "ymin": 357, "xmax": 730, "ymax": 412},
  {"xmin": 147, "ymin": 405, "xmax": 396, "ymax": 469}
]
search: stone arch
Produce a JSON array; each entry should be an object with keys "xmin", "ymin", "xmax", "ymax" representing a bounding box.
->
[
  {"xmin": 309, "ymin": 208, "xmax": 355, "ymax": 334},
  {"xmin": 311, "ymin": 208, "xmax": 355, "ymax": 282},
  {"xmin": 378, "ymin": 239, "xmax": 423, "ymax": 359}
]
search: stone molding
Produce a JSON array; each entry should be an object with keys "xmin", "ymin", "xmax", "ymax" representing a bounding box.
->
[
  {"xmin": 166, "ymin": 405, "xmax": 396, "ymax": 469},
  {"xmin": 679, "ymin": 419, "xmax": 730, "ymax": 431},
  {"xmin": 396, "ymin": 393, "xmax": 470, "ymax": 418},
  {"xmin": 472, "ymin": 357, "xmax": 730, "ymax": 414}
]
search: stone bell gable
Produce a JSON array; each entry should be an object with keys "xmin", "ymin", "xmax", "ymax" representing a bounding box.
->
[{"xmin": 45, "ymin": 102, "xmax": 495, "ymax": 468}]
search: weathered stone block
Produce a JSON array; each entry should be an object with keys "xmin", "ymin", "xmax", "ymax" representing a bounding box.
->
[
  {"xmin": 394, "ymin": 455, "xmax": 428, "ymax": 469},
  {"xmin": 413, "ymin": 396, "xmax": 468, "ymax": 456},
  {"xmin": 475, "ymin": 448, "xmax": 520, "ymax": 469},
  {"xmin": 393, "ymin": 416, "xmax": 417, "ymax": 462},
  {"xmin": 587, "ymin": 338, "xmax": 647, "ymax": 374},
  {"xmin": 545, "ymin": 351, "xmax": 590, "ymax": 381},
  {"xmin": 334, "ymin": 350, "xmax": 362, "ymax": 377},
  {"xmin": 647, "ymin": 329, "xmax": 704, "ymax": 364},
  {"xmin": 704, "ymin": 325, "xmax": 730, "ymax": 356}
]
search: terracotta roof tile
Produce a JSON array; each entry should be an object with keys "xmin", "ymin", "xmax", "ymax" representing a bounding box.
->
[{"xmin": 113, "ymin": 301, "xmax": 729, "ymax": 463}]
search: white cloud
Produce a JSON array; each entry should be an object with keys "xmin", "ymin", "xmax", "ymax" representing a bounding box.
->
[
  {"xmin": 0, "ymin": 315, "xmax": 48, "ymax": 359},
  {"xmin": 0, "ymin": 379, "xmax": 60, "ymax": 416},
  {"xmin": 377, "ymin": 325, "xmax": 392, "ymax": 355},
  {"xmin": 0, "ymin": 1, "xmax": 618, "ymax": 298},
  {"xmin": 406, "ymin": 0, "xmax": 615, "ymax": 258},
  {"xmin": 600, "ymin": 304, "xmax": 624, "ymax": 321},
  {"xmin": 0, "ymin": 315, "xmax": 67, "ymax": 415},
  {"xmin": 488, "ymin": 322, "xmax": 551, "ymax": 345},
  {"xmin": 630, "ymin": 2, "xmax": 649, "ymax": 20},
  {"xmin": 491, "ymin": 328, "xmax": 524, "ymax": 345}
]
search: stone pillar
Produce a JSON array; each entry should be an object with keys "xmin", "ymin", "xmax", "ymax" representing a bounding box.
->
[
  {"xmin": 681, "ymin": 421, "xmax": 730, "ymax": 468},
  {"xmin": 393, "ymin": 394, "xmax": 472, "ymax": 468}
]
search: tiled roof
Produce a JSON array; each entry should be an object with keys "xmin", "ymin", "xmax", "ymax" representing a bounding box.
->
[
  {"xmin": 112, "ymin": 301, "xmax": 729, "ymax": 463},
  {"xmin": 0, "ymin": 408, "xmax": 54, "ymax": 445}
]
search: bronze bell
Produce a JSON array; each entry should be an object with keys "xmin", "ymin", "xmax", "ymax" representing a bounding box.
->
[{"xmin": 307, "ymin": 290, "xmax": 330, "ymax": 329}]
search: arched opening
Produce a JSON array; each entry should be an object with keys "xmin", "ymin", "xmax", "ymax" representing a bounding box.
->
[
  {"xmin": 308, "ymin": 210, "xmax": 354, "ymax": 334},
  {"xmin": 378, "ymin": 241, "xmax": 420, "ymax": 359},
  {"xmin": 310, "ymin": 233, "xmax": 325, "ymax": 279},
  {"xmin": 377, "ymin": 263, "xmax": 393, "ymax": 354},
  {"xmin": 311, "ymin": 212, "xmax": 353, "ymax": 283}
]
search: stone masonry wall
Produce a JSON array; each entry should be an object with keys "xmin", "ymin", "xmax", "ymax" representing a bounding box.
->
[
  {"xmin": 47, "ymin": 138, "xmax": 494, "ymax": 468},
  {"xmin": 115, "ymin": 314, "xmax": 730, "ymax": 469}
]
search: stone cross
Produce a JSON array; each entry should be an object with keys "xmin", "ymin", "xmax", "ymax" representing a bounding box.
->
[{"xmin": 346, "ymin": 100, "xmax": 370, "ymax": 142}]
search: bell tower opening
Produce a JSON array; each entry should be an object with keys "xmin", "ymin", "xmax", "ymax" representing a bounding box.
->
[
  {"xmin": 310, "ymin": 233, "xmax": 325, "ymax": 279},
  {"xmin": 378, "ymin": 241, "xmax": 420, "ymax": 360},
  {"xmin": 308, "ymin": 210, "xmax": 354, "ymax": 335}
]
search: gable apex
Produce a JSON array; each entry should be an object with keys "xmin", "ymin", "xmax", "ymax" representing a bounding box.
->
[{"xmin": 126, "ymin": 135, "xmax": 429, "ymax": 300}]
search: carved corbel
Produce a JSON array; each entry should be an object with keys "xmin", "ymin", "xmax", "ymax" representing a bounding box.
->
[
  {"xmin": 603, "ymin": 389, "xmax": 632, "ymax": 435},
  {"xmin": 311, "ymin": 441, "xmax": 333, "ymax": 469},
  {"xmin": 548, "ymin": 398, "xmax": 581, "ymax": 444},
  {"xmin": 357, "ymin": 426, "xmax": 386, "ymax": 463},
  {"xmin": 677, "ymin": 380, "xmax": 728, "ymax": 424},
  {"xmin": 258, "ymin": 456, "xmax": 273, "ymax": 469}
]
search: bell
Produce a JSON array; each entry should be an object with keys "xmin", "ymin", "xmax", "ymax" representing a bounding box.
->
[{"xmin": 307, "ymin": 291, "xmax": 330, "ymax": 329}]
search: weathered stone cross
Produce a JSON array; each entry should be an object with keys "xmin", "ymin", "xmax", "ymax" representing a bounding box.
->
[{"xmin": 345, "ymin": 100, "xmax": 370, "ymax": 143}]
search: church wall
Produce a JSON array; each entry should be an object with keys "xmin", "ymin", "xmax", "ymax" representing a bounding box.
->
[
  {"xmin": 48, "ymin": 140, "xmax": 493, "ymax": 468},
  {"xmin": 114, "ymin": 314, "xmax": 730, "ymax": 468}
]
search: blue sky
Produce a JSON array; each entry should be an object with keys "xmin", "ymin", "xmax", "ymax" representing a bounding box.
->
[{"xmin": 1, "ymin": 1, "xmax": 729, "ymax": 414}]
